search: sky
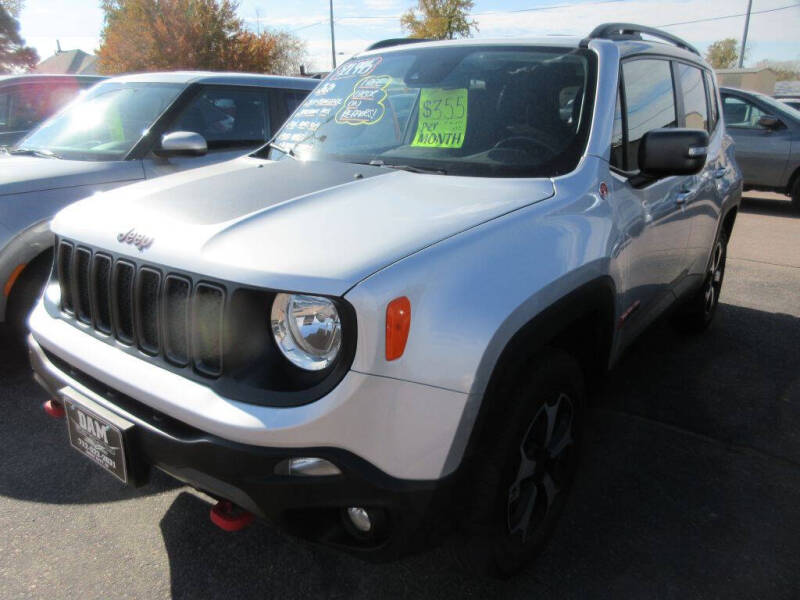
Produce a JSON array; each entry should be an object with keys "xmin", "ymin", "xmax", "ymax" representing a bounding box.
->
[{"xmin": 18, "ymin": 0, "xmax": 800, "ymax": 73}]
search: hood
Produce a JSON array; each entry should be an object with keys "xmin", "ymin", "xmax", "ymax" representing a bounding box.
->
[
  {"xmin": 53, "ymin": 157, "xmax": 554, "ymax": 296},
  {"xmin": 0, "ymin": 155, "xmax": 143, "ymax": 197}
]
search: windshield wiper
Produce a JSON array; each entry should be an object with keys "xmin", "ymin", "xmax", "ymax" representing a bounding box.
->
[
  {"xmin": 266, "ymin": 141, "xmax": 296, "ymax": 159},
  {"xmin": 367, "ymin": 159, "xmax": 447, "ymax": 175},
  {"xmin": 9, "ymin": 147, "xmax": 63, "ymax": 159}
]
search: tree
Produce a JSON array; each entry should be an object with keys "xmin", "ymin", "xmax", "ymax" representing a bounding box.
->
[
  {"xmin": 97, "ymin": 0, "xmax": 305, "ymax": 75},
  {"xmin": 0, "ymin": 4, "xmax": 38, "ymax": 73},
  {"xmin": 401, "ymin": 0, "xmax": 477, "ymax": 40},
  {"xmin": 705, "ymin": 38, "xmax": 744, "ymax": 69}
]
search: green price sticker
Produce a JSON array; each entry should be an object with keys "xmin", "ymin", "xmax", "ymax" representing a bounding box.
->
[{"xmin": 412, "ymin": 88, "xmax": 468, "ymax": 149}]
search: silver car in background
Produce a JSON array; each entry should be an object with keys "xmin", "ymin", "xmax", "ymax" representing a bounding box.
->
[{"xmin": 0, "ymin": 71, "xmax": 317, "ymax": 338}]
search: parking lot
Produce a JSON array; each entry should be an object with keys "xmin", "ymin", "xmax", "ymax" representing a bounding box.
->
[{"xmin": 0, "ymin": 193, "xmax": 798, "ymax": 599}]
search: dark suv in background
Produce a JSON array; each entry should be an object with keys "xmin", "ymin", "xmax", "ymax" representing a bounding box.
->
[{"xmin": 720, "ymin": 86, "xmax": 800, "ymax": 209}]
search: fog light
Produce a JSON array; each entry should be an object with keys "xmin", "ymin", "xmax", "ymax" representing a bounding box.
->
[{"xmin": 347, "ymin": 507, "xmax": 372, "ymax": 533}]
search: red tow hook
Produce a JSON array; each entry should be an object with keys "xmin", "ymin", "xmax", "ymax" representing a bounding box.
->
[
  {"xmin": 43, "ymin": 399, "xmax": 66, "ymax": 418},
  {"xmin": 210, "ymin": 500, "xmax": 255, "ymax": 532}
]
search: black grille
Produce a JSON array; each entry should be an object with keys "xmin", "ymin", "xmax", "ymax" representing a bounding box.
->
[{"xmin": 55, "ymin": 242, "xmax": 226, "ymax": 377}]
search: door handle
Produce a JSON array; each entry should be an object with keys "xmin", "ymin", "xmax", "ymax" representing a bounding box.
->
[
  {"xmin": 675, "ymin": 190, "xmax": 693, "ymax": 205},
  {"xmin": 714, "ymin": 166, "xmax": 728, "ymax": 178}
]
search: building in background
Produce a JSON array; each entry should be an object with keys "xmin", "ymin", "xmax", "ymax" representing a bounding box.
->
[
  {"xmin": 716, "ymin": 67, "xmax": 778, "ymax": 95},
  {"xmin": 33, "ymin": 42, "xmax": 98, "ymax": 75}
]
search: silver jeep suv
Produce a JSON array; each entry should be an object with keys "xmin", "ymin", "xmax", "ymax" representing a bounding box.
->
[{"xmin": 28, "ymin": 24, "xmax": 741, "ymax": 576}]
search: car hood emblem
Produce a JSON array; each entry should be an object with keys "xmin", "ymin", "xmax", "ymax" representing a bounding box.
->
[{"xmin": 117, "ymin": 228, "xmax": 154, "ymax": 252}]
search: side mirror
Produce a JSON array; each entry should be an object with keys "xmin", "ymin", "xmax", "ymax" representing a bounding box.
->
[
  {"xmin": 155, "ymin": 131, "xmax": 207, "ymax": 157},
  {"xmin": 638, "ymin": 128, "xmax": 709, "ymax": 178},
  {"xmin": 757, "ymin": 114, "xmax": 781, "ymax": 130}
]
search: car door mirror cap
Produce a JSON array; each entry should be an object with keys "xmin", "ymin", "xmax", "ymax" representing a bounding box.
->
[
  {"xmin": 757, "ymin": 114, "xmax": 781, "ymax": 130},
  {"xmin": 155, "ymin": 131, "xmax": 207, "ymax": 157},
  {"xmin": 638, "ymin": 128, "xmax": 709, "ymax": 179}
]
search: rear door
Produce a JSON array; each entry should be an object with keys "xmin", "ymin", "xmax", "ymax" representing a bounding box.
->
[
  {"xmin": 673, "ymin": 62, "xmax": 723, "ymax": 282},
  {"xmin": 611, "ymin": 57, "xmax": 694, "ymax": 340},
  {"xmin": 720, "ymin": 91, "xmax": 791, "ymax": 187}
]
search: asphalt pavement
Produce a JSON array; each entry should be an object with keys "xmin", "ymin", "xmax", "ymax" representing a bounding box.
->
[{"xmin": 0, "ymin": 193, "xmax": 798, "ymax": 599}]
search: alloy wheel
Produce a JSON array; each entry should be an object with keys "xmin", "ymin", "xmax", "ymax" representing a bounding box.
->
[{"xmin": 507, "ymin": 392, "xmax": 576, "ymax": 542}]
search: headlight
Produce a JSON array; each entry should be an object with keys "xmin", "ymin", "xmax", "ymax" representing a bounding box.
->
[{"xmin": 271, "ymin": 293, "xmax": 342, "ymax": 371}]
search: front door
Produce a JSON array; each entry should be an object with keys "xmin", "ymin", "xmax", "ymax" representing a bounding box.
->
[
  {"xmin": 612, "ymin": 58, "xmax": 693, "ymax": 341},
  {"xmin": 720, "ymin": 92, "xmax": 792, "ymax": 188},
  {"xmin": 143, "ymin": 85, "xmax": 276, "ymax": 178}
]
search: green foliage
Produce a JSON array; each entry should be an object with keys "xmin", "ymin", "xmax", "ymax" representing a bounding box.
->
[
  {"xmin": 400, "ymin": 0, "xmax": 478, "ymax": 40},
  {"xmin": 0, "ymin": 4, "xmax": 38, "ymax": 73},
  {"xmin": 705, "ymin": 38, "xmax": 741, "ymax": 69},
  {"xmin": 97, "ymin": 0, "xmax": 305, "ymax": 75}
]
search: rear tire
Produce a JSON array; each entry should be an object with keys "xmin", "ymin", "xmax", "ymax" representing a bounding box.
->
[
  {"xmin": 791, "ymin": 178, "xmax": 800, "ymax": 212},
  {"xmin": 672, "ymin": 230, "xmax": 728, "ymax": 334},
  {"xmin": 453, "ymin": 349, "xmax": 585, "ymax": 578}
]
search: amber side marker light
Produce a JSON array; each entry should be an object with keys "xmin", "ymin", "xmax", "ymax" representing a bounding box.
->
[
  {"xmin": 386, "ymin": 296, "xmax": 411, "ymax": 361},
  {"xmin": 3, "ymin": 263, "xmax": 26, "ymax": 297}
]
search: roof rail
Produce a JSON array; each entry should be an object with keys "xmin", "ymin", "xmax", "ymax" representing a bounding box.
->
[
  {"xmin": 365, "ymin": 38, "xmax": 434, "ymax": 51},
  {"xmin": 584, "ymin": 22, "xmax": 700, "ymax": 57}
]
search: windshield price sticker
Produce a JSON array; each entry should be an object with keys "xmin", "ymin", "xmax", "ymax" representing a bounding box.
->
[
  {"xmin": 412, "ymin": 88, "xmax": 468, "ymax": 148},
  {"xmin": 330, "ymin": 56, "xmax": 383, "ymax": 80},
  {"xmin": 336, "ymin": 75, "xmax": 392, "ymax": 126}
]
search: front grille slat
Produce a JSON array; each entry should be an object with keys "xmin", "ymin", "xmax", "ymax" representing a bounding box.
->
[
  {"xmin": 163, "ymin": 275, "xmax": 191, "ymax": 366},
  {"xmin": 74, "ymin": 248, "xmax": 92, "ymax": 324},
  {"xmin": 135, "ymin": 267, "xmax": 162, "ymax": 355},
  {"xmin": 192, "ymin": 283, "xmax": 225, "ymax": 377},
  {"xmin": 57, "ymin": 241, "xmax": 74, "ymax": 313},
  {"xmin": 55, "ymin": 240, "xmax": 226, "ymax": 380},
  {"xmin": 112, "ymin": 261, "xmax": 136, "ymax": 345},
  {"xmin": 92, "ymin": 254, "xmax": 113, "ymax": 334}
]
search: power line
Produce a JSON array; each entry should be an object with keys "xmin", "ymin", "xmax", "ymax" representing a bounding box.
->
[
  {"xmin": 334, "ymin": 0, "xmax": 626, "ymax": 20},
  {"xmin": 658, "ymin": 2, "xmax": 800, "ymax": 28}
]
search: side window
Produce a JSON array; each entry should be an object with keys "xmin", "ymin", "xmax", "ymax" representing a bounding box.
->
[
  {"xmin": 168, "ymin": 87, "xmax": 271, "ymax": 149},
  {"xmin": 721, "ymin": 95, "xmax": 766, "ymax": 129},
  {"xmin": 704, "ymin": 71, "xmax": 719, "ymax": 131},
  {"xmin": 610, "ymin": 86, "xmax": 624, "ymax": 169},
  {"xmin": 676, "ymin": 63, "xmax": 708, "ymax": 131},
  {"xmin": 622, "ymin": 59, "xmax": 677, "ymax": 171}
]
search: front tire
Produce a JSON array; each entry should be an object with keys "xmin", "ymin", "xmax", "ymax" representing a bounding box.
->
[{"xmin": 454, "ymin": 349, "xmax": 585, "ymax": 578}]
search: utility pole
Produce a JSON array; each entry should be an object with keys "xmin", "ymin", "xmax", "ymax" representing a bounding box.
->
[
  {"xmin": 738, "ymin": 0, "xmax": 753, "ymax": 68},
  {"xmin": 329, "ymin": 0, "xmax": 337, "ymax": 70}
]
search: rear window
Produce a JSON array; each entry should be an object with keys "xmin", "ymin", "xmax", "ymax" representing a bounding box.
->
[{"xmin": 676, "ymin": 63, "xmax": 708, "ymax": 132}]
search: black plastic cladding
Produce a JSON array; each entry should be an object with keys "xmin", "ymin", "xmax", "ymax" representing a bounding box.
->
[{"xmin": 52, "ymin": 238, "xmax": 357, "ymax": 408}]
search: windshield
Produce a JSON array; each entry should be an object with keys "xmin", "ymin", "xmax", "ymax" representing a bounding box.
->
[
  {"xmin": 265, "ymin": 45, "xmax": 596, "ymax": 177},
  {"xmin": 16, "ymin": 82, "xmax": 183, "ymax": 161}
]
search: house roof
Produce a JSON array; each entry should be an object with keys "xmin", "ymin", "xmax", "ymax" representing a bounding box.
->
[{"xmin": 34, "ymin": 50, "xmax": 98, "ymax": 75}]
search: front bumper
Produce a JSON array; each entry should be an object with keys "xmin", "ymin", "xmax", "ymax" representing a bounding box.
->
[{"xmin": 29, "ymin": 334, "xmax": 460, "ymax": 558}]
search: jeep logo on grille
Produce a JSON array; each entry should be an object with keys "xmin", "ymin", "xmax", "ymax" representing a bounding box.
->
[{"xmin": 117, "ymin": 228, "xmax": 154, "ymax": 251}]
